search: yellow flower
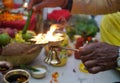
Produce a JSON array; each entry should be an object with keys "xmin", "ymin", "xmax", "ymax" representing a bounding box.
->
[{"xmin": 79, "ymin": 63, "xmax": 88, "ymax": 73}]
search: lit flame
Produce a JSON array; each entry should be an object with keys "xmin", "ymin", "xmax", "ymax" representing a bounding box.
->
[
  {"xmin": 46, "ymin": 25, "xmax": 64, "ymax": 42},
  {"xmin": 30, "ymin": 34, "xmax": 48, "ymax": 44},
  {"xmin": 31, "ymin": 24, "xmax": 64, "ymax": 44}
]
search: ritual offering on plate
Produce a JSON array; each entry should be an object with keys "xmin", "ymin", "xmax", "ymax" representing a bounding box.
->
[
  {"xmin": 0, "ymin": 3, "xmax": 48, "ymax": 67},
  {"xmin": 0, "ymin": 2, "xmax": 72, "ymax": 67}
]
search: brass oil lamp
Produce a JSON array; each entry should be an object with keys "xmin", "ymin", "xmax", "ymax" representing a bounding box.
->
[{"xmin": 30, "ymin": 24, "xmax": 64, "ymax": 65}]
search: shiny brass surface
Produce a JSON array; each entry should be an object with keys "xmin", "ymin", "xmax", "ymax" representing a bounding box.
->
[
  {"xmin": 3, "ymin": 69, "xmax": 30, "ymax": 83},
  {"xmin": 44, "ymin": 47, "xmax": 61, "ymax": 65}
]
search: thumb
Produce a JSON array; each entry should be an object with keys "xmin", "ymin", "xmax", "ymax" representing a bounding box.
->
[
  {"xmin": 78, "ymin": 44, "xmax": 94, "ymax": 56},
  {"xmin": 32, "ymin": 2, "xmax": 46, "ymax": 12},
  {"xmin": 32, "ymin": 1, "xmax": 62, "ymax": 12},
  {"xmin": 28, "ymin": 0, "xmax": 42, "ymax": 10}
]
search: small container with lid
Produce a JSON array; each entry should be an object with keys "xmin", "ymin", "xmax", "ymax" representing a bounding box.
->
[{"xmin": 30, "ymin": 65, "xmax": 47, "ymax": 79}]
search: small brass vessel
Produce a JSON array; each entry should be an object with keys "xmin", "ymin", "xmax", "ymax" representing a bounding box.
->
[{"xmin": 3, "ymin": 69, "xmax": 30, "ymax": 83}]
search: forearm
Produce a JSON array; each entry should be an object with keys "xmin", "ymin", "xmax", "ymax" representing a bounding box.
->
[{"xmin": 71, "ymin": 0, "xmax": 120, "ymax": 15}]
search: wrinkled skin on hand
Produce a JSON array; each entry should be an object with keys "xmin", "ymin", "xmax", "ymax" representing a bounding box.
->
[
  {"xmin": 28, "ymin": 0, "xmax": 66, "ymax": 13},
  {"xmin": 79, "ymin": 42, "xmax": 119, "ymax": 74}
]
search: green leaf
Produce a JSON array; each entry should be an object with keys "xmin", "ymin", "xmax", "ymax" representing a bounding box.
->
[{"xmin": 20, "ymin": 64, "xmax": 39, "ymax": 72}]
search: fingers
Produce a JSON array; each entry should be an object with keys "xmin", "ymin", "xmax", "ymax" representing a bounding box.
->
[
  {"xmin": 79, "ymin": 43, "xmax": 96, "ymax": 56},
  {"xmin": 80, "ymin": 51, "xmax": 96, "ymax": 62},
  {"xmin": 84, "ymin": 60, "xmax": 97, "ymax": 68},
  {"xmin": 88, "ymin": 66, "xmax": 102, "ymax": 74},
  {"xmin": 32, "ymin": 1, "xmax": 63, "ymax": 12},
  {"xmin": 32, "ymin": 1, "xmax": 55, "ymax": 12},
  {"xmin": 28, "ymin": 0, "xmax": 42, "ymax": 10},
  {"xmin": 86, "ymin": 63, "xmax": 115, "ymax": 74},
  {"xmin": 97, "ymin": 61, "xmax": 117, "ymax": 69},
  {"xmin": 83, "ymin": 60, "xmax": 102, "ymax": 74},
  {"xmin": 28, "ymin": 0, "xmax": 65, "ymax": 13},
  {"xmin": 80, "ymin": 54, "xmax": 103, "ymax": 74},
  {"xmin": 78, "ymin": 42, "xmax": 118, "ymax": 74},
  {"xmin": 83, "ymin": 60, "xmax": 117, "ymax": 74}
]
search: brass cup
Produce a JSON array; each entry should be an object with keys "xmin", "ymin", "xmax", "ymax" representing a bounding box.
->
[{"xmin": 3, "ymin": 69, "xmax": 30, "ymax": 83}]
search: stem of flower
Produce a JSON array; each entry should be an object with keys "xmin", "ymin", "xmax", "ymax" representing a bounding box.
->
[{"xmin": 22, "ymin": 9, "xmax": 33, "ymax": 34}]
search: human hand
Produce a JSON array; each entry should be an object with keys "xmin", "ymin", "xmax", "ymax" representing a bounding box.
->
[
  {"xmin": 28, "ymin": 0, "xmax": 68, "ymax": 13},
  {"xmin": 79, "ymin": 42, "xmax": 119, "ymax": 74}
]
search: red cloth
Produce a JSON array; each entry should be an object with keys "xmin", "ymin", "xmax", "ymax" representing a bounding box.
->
[{"xmin": 47, "ymin": 9, "xmax": 71, "ymax": 21}]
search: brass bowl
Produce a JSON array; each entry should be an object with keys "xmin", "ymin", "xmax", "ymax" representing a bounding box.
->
[
  {"xmin": 3, "ymin": 69, "xmax": 30, "ymax": 83},
  {"xmin": 0, "ymin": 42, "xmax": 46, "ymax": 67},
  {"xmin": 48, "ymin": 40, "xmax": 63, "ymax": 47}
]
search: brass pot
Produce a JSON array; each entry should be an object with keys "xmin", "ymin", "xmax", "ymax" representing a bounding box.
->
[{"xmin": 3, "ymin": 69, "xmax": 30, "ymax": 83}]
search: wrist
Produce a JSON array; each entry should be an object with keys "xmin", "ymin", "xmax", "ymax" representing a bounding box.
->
[
  {"xmin": 62, "ymin": 0, "xmax": 73, "ymax": 11},
  {"xmin": 62, "ymin": 0, "xmax": 68, "ymax": 8}
]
